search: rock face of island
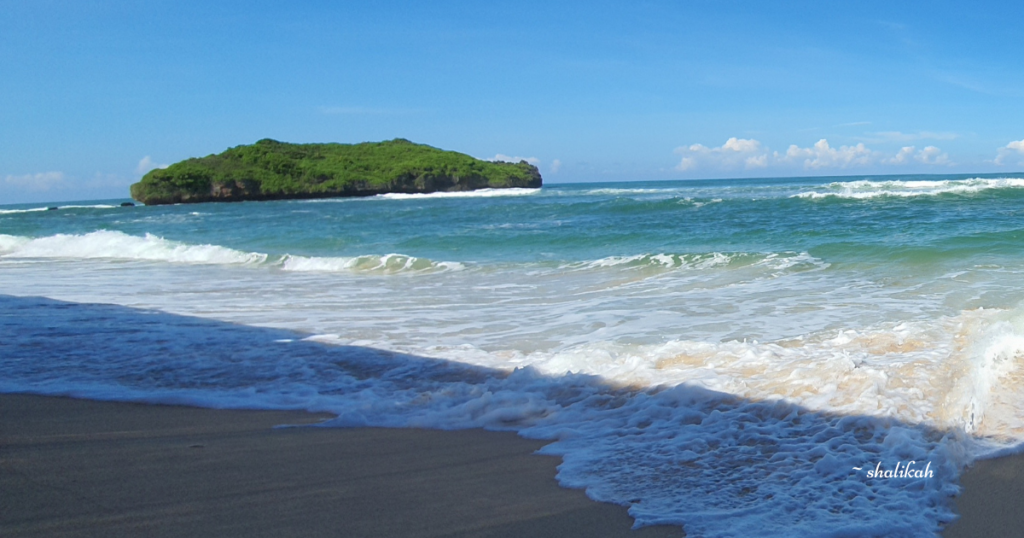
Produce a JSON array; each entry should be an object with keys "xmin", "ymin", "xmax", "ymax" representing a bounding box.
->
[{"xmin": 129, "ymin": 139, "xmax": 543, "ymax": 205}]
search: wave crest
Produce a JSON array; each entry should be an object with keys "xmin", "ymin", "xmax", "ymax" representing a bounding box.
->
[
  {"xmin": 572, "ymin": 251, "xmax": 825, "ymax": 272},
  {"xmin": 0, "ymin": 231, "xmax": 470, "ymax": 275},
  {"xmin": 280, "ymin": 253, "xmax": 464, "ymax": 274},
  {"xmin": 374, "ymin": 188, "xmax": 540, "ymax": 200},
  {"xmin": 0, "ymin": 231, "xmax": 267, "ymax": 265},
  {"xmin": 794, "ymin": 177, "xmax": 1024, "ymax": 199},
  {"xmin": 0, "ymin": 204, "xmax": 118, "ymax": 214}
]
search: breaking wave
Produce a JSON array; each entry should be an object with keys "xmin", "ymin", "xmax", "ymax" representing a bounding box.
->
[
  {"xmin": 279, "ymin": 254, "xmax": 465, "ymax": 274},
  {"xmin": 567, "ymin": 251, "xmax": 827, "ymax": 273},
  {"xmin": 0, "ymin": 231, "xmax": 267, "ymax": 265},
  {"xmin": 0, "ymin": 204, "xmax": 118, "ymax": 214},
  {"xmin": 794, "ymin": 177, "xmax": 1024, "ymax": 199},
  {"xmin": 374, "ymin": 188, "xmax": 541, "ymax": 200},
  {"xmin": 0, "ymin": 231, "xmax": 465, "ymax": 274}
]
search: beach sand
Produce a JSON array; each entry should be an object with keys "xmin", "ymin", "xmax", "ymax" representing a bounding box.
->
[
  {"xmin": 5, "ymin": 393, "xmax": 1016, "ymax": 537},
  {"xmin": 1, "ymin": 394, "xmax": 681, "ymax": 538},
  {"xmin": 942, "ymin": 451, "xmax": 1024, "ymax": 537}
]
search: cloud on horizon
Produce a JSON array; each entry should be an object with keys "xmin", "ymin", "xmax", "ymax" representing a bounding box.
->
[
  {"xmin": 995, "ymin": 139, "xmax": 1024, "ymax": 165},
  {"xmin": 886, "ymin": 146, "xmax": 951, "ymax": 166},
  {"xmin": 675, "ymin": 138, "xmax": 768, "ymax": 171},
  {"xmin": 674, "ymin": 138, "xmax": 953, "ymax": 172},
  {"xmin": 4, "ymin": 171, "xmax": 66, "ymax": 192},
  {"xmin": 136, "ymin": 156, "xmax": 168, "ymax": 175},
  {"xmin": 782, "ymin": 139, "xmax": 874, "ymax": 169}
]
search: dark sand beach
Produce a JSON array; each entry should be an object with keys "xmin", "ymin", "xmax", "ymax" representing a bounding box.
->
[
  {"xmin": 1, "ymin": 394, "xmax": 681, "ymax": 538},
  {"xmin": 942, "ymin": 451, "xmax": 1024, "ymax": 537},
  {"xmin": 3, "ymin": 393, "xmax": 1018, "ymax": 537}
]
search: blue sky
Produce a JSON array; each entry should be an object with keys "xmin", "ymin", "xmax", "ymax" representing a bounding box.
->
[{"xmin": 3, "ymin": 0, "xmax": 1024, "ymax": 203}]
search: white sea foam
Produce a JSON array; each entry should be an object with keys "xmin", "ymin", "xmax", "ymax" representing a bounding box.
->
[
  {"xmin": 690, "ymin": 198, "xmax": 723, "ymax": 208},
  {"xmin": 342, "ymin": 306, "xmax": 1022, "ymax": 453},
  {"xmin": 581, "ymin": 252, "xmax": 735, "ymax": 269},
  {"xmin": 794, "ymin": 177, "xmax": 1024, "ymax": 199},
  {"xmin": 0, "ymin": 231, "xmax": 474, "ymax": 274},
  {"xmin": 2, "ymin": 294, "xmax": 987, "ymax": 536},
  {"xmin": 570, "ymin": 251, "xmax": 827, "ymax": 273},
  {"xmin": 0, "ymin": 231, "xmax": 267, "ymax": 265},
  {"xmin": 0, "ymin": 235, "xmax": 31, "ymax": 254},
  {"xmin": 0, "ymin": 224, "xmax": 1019, "ymax": 536},
  {"xmin": 9, "ymin": 174, "xmax": 1024, "ymax": 535},
  {"xmin": 1, "ymin": 231, "xmax": 828, "ymax": 282},
  {"xmin": 579, "ymin": 187, "xmax": 675, "ymax": 196},
  {"xmin": 0, "ymin": 204, "xmax": 119, "ymax": 214},
  {"xmin": 0, "ymin": 207, "xmax": 50, "ymax": 214},
  {"xmin": 0, "ymin": 251, "xmax": 1014, "ymax": 535},
  {"xmin": 375, "ymin": 188, "xmax": 540, "ymax": 200},
  {"xmin": 280, "ymin": 253, "xmax": 465, "ymax": 274}
]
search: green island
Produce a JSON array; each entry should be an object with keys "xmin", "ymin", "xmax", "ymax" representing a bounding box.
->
[{"xmin": 129, "ymin": 138, "xmax": 543, "ymax": 205}]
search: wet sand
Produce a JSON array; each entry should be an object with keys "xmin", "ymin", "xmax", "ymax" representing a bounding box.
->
[
  {"xmin": 0, "ymin": 394, "xmax": 681, "ymax": 538},
  {"xmin": 942, "ymin": 451, "xmax": 1024, "ymax": 537},
  {"xmin": 5, "ymin": 393, "xmax": 1016, "ymax": 537}
]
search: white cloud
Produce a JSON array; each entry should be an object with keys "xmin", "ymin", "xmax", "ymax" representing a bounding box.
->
[
  {"xmin": 676, "ymin": 156, "xmax": 697, "ymax": 171},
  {"xmin": 4, "ymin": 171, "xmax": 65, "ymax": 191},
  {"xmin": 885, "ymin": 145, "xmax": 952, "ymax": 166},
  {"xmin": 916, "ymin": 146, "xmax": 951, "ymax": 165},
  {"xmin": 745, "ymin": 153, "xmax": 768, "ymax": 168},
  {"xmin": 490, "ymin": 154, "xmax": 541, "ymax": 166},
  {"xmin": 779, "ymin": 139, "xmax": 874, "ymax": 169},
  {"xmin": 136, "ymin": 156, "xmax": 168, "ymax": 175},
  {"xmin": 995, "ymin": 139, "xmax": 1024, "ymax": 165},
  {"xmin": 887, "ymin": 146, "xmax": 916, "ymax": 165},
  {"xmin": 550, "ymin": 159, "xmax": 562, "ymax": 174},
  {"xmin": 675, "ymin": 137, "xmax": 954, "ymax": 172},
  {"xmin": 674, "ymin": 137, "xmax": 767, "ymax": 171},
  {"xmin": 720, "ymin": 137, "xmax": 762, "ymax": 153}
]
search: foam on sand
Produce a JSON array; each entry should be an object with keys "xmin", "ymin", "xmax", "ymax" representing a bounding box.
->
[{"xmin": 0, "ymin": 295, "xmax": 975, "ymax": 537}]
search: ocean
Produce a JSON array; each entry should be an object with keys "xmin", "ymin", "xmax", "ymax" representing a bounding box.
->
[{"xmin": 4, "ymin": 173, "xmax": 1024, "ymax": 536}]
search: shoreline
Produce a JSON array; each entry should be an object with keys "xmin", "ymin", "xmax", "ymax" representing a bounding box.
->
[
  {"xmin": 0, "ymin": 394, "xmax": 681, "ymax": 538},
  {"xmin": 3, "ymin": 392, "xmax": 1021, "ymax": 537}
]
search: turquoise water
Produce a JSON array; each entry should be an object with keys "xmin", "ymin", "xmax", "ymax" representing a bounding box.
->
[
  {"xmin": 8, "ymin": 175, "xmax": 1024, "ymax": 269},
  {"xmin": 5, "ymin": 173, "xmax": 1024, "ymax": 536}
]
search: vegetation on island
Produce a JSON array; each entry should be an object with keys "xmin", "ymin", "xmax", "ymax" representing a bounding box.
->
[{"xmin": 129, "ymin": 139, "xmax": 543, "ymax": 205}]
